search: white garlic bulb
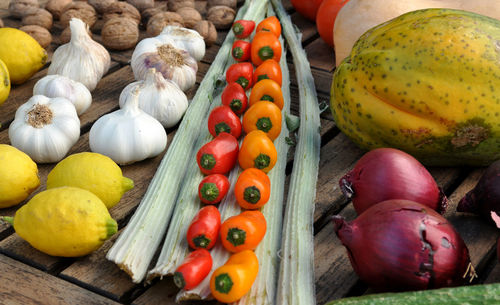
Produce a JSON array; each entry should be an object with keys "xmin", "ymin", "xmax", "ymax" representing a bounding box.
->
[
  {"xmin": 33, "ymin": 74, "xmax": 92, "ymax": 116},
  {"xmin": 131, "ymin": 36, "xmax": 197, "ymax": 92},
  {"xmin": 119, "ymin": 68, "xmax": 188, "ymax": 128},
  {"xmin": 160, "ymin": 26, "xmax": 206, "ymax": 61},
  {"xmin": 9, "ymin": 95, "xmax": 80, "ymax": 163},
  {"xmin": 48, "ymin": 18, "xmax": 111, "ymax": 91},
  {"xmin": 89, "ymin": 87, "xmax": 167, "ymax": 165}
]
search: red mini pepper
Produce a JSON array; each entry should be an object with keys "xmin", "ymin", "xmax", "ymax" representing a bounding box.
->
[
  {"xmin": 198, "ymin": 174, "xmax": 230, "ymax": 204},
  {"xmin": 173, "ymin": 249, "xmax": 213, "ymax": 290},
  {"xmin": 232, "ymin": 20, "xmax": 255, "ymax": 39},
  {"xmin": 197, "ymin": 132, "xmax": 239, "ymax": 175},
  {"xmin": 221, "ymin": 82, "xmax": 248, "ymax": 115},
  {"xmin": 187, "ymin": 205, "xmax": 221, "ymax": 249},
  {"xmin": 232, "ymin": 40, "xmax": 251, "ymax": 62},
  {"xmin": 208, "ymin": 105, "xmax": 242, "ymax": 139},
  {"xmin": 226, "ymin": 62, "xmax": 253, "ymax": 91}
]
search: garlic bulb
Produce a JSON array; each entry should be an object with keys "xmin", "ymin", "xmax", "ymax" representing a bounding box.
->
[
  {"xmin": 131, "ymin": 36, "xmax": 198, "ymax": 92},
  {"xmin": 89, "ymin": 87, "xmax": 167, "ymax": 165},
  {"xmin": 160, "ymin": 25, "xmax": 206, "ymax": 61},
  {"xmin": 9, "ymin": 95, "xmax": 80, "ymax": 163},
  {"xmin": 119, "ymin": 68, "xmax": 188, "ymax": 128},
  {"xmin": 48, "ymin": 18, "xmax": 111, "ymax": 91},
  {"xmin": 33, "ymin": 75, "xmax": 92, "ymax": 116}
]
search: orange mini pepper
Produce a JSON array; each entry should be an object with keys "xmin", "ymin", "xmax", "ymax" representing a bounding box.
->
[
  {"xmin": 249, "ymin": 79, "xmax": 284, "ymax": 110},
  {"xmin": 253, "ymin": 59, "xmax": 282, "ymax": 86},
  {"xmin": 242, "ymin": 101, "xmax": 282, "ymax": 141},
  {"xmin": 235, "ymin": 168, "xmax": 271, "ymax": 209},
  {"xmin": 210, "ymin": 250, "xmax": 259, "ymax": 303},
  {"xmin": 238, "ymin": 130, "xmax": 277, "ymax": 173},
  {"xmin": 220, "ymin": 210, "xmax": 267, "ymax": 252},
  {"xmin": 251, "ymin": 31, "xmax": 282, "ymax": 66},
  {"xmin": 256, "ymin": 16, "xmax": 281, "ymax": 38}
]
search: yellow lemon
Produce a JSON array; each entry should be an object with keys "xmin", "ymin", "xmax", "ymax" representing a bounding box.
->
[
  {"xmin": 0, "ymin": 58, "xmax": 10, "ymax": 106},
  {"xmin": 0, "ymin": 144, "xmax": 40, "ymax": 208},
  {"xmin": 7, "ymin": 186, "xmax": 117, "ymax": 257},
  {"xmin": 47, "ymin": 152, "xmax": 134, "ymax": 209},
  {"xmin": 0, "ymin": 28, "xmax": 47, "ymax": 84}
]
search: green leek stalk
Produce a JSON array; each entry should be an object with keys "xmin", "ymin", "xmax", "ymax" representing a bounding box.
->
[
  {"xmin": 105, "ymin": 0, "xmax": 251, "ymax": 284},
  {"xmin": 272, "ymin": 0, "xmax": 321, "ymax": 304}
]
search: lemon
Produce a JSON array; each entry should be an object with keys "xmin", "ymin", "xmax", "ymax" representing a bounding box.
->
[
  {"xmin": 46, "ymin": 152, "xmax": 134, "ymax": 209},
  {"xmin": 0, "ymin": 28, "xmax": 47, "ymax": 85},
  {"xmin": 6, "ymin": 186, "xmax": 117, "ymax": 257},
  {"xmin": 0, "ymin": 58, "xmax": 10, "ymax": 106},
  {"xmin": 0, "ymin": 144, "xmax": 40, "ymax": 208}
]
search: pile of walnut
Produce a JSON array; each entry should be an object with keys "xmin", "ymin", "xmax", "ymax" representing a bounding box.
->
[{"xmin": 7, "ymin": 0, "xmax": 237, "ymax": 51}]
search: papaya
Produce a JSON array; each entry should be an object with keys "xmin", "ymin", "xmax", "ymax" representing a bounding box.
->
[{"xmin": 331, "ymin": 8, "xmax": 500, "ymax": 166}]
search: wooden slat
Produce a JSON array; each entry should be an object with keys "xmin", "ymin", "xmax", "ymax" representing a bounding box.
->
[
  {"xmin": 0, "ymin": 253, "xmax": 119, "ymax": 305},
  {"xmin": 305, "ymin": 38, "xmax": 336, "ymax": 72}
]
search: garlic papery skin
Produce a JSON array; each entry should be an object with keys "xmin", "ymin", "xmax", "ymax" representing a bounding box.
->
[
  {"xmin": 8, "ymin": 95, "xmax": 80, "ymax": 164},
  {"xmin": 89, "ymin": 87, "xmax": 167, "ymax": 165},
  {"xmin": 33, "ymin": 75, "xmax": 92, "ymax": 116},
  {"xmin": 48, "ymin": 18, "xmax": 111, "ymax": 91},
  {"xmin": 131, "ymin": 37, "xmax": 198, "ymax": 92},
  {"xmin": 119, "ymin": 68, "xmax": 188, "ymax": 128},
  {"xmin": 160, "ymin": 26, "xmax": 206, "ymax": 61}
]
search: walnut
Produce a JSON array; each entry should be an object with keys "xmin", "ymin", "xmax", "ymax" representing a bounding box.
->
[
  {"xmin": 101, "ymin": 17, "xmax": 139, "ymax": 50},
  {"xmin": 195, "ymin": 1, "xmax": 207, "ymax": 16},
  {"xmin": 207, "ymin": 0, "xmax": 236, "ymax": 10},
  {"xmin": 103, "ymin": 2, "xmax": 141, "ymax": 25},
  {"xmin": 176, "ymin": 7, "xmax": 202, "ymax": 29},
  {"xmin": 19, "ymin": 25, "xmax": 52, "ymax": 48},
  {"xmin": 45, "ymin": 0, "xmax": 72, "ymax": 19},
  {"xmin": 60, "ymin": 2, "xmax": 97, "ymax": 28},
  {"xmin": 147, "ymin": 12, "xmax": 184, "ymax": 37},
  {"xmin": 194, "ymin": 20, "xmax": 217, "ymax": 47},
  {"xmin": 8, "ymin": 0, "xmax": 40, "ymax": 18},
  {"xmin": 126, "ymin": 0, "xmax": 154, "ymax": 12},
  {"xmin": 59, "ymin": 24, "xmax": 92, "ymax": 44},
  {"xmin": 167, "ymin": 0, "xmax": 195, "ymax": 12},
  {"xmin": 142, "ymin": 6, "xmax": 165, "ymax": 21},
  {"xmin": 207, "ymin": 6, "xmax": 235, "ymax": 30},
  {"xmin": 22, "ymin": 8, "xmax": 53, "ymax": 30},
  {"xmin": 88, "ymin": 0, "xmax": 116, "ymax": 14}
]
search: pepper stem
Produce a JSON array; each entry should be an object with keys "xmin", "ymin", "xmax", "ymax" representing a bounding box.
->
[
  {"xmin": 254, "ymin": 153, "xmax": 270, "ymax": 169},
  {"xmin": 236, "ymin": 76, "xmax": 249, "ymax": 89},
  {"xmin": 256, "ymin": 117, "xmax": 272, "ymax": 132},
  {"xmin": 200, "ymin": 182, "xmax": 220, "ymax": 202},
  {"xmin": 173, "ymin": 272, "xmax": 186, "ymax": 289},
  {"xmin": 0, "ymin": 216, "xmax": 14, "ymax": 226},
  {"xmin": 257, "ymin": 74, "xmax": 269, "ymax": 82},
  {"xmin": 230, "ymin": 99, "xmax": 242, "ymax": 112},
  {"xmin": 258, "ymin": 46, "xmax": 274, "ymax": 61},
  {"xmin": 232, "ymin": 23, "xmax": 244, "ymax": 36},
  {"xmin": 227, "ymin": 227, "xmax": 246, "ymax": 246},
  {"xmin": 200, "ymin": 154, "xmax": 216, "ymax": 170},
  {"xmin": 215, "ymin": 273, "xmax": 234, "ymax": 294},
  {"xmin": 193, "ymin": 234, "xmax": 211, "ymax": 248},
  {"xmin": 232, "ymin": 47, "xmax": 244, "ymax": 59},
  {"xmin": 215, "ymin": 122, "xmax": 231, "ymax": 136},
  {"xmin": 261, "ymin": 94, "xmax": 274, "ymax": 102},
  {"xmin": 244, "ymin": 186, "xmax": 261, "ymax": 204}
]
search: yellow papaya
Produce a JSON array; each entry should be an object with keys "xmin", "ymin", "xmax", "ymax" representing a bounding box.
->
[{"xmin": 331, "ymin": 8, "xmax": 500, "ymax": 166}]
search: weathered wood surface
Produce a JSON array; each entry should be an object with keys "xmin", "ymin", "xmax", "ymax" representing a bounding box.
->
[{"xmin": 0, "ymin": 0, "xmax": 499, "ymax": 304}]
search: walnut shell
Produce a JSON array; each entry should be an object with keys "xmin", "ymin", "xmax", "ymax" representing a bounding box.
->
[
  {"xmin": 126, "ymin": 0, "xmax": 154, "ymax": 12},
  {"xmin": 45, "ymin": 0, "xmax": 72, "ymax": 19},
  {"xmin": 103, "ymin": 2, "xmax": 141, "ymax": 25},
  {"xmin": 167, "ymin": 0, "xmax": 195, "ymax": 12},
  {"xmin": 60, "ymin": 2, "xmax": 97, "ymax": 28},
  {"xmin": 101, "ymin": 17, "xmax": 139, "ymax": 50},
  {"xmin": 195, "ymin": 1, "xmax": 207, "ymax": 16},
  {"xmin": 207, "ymin": 0, "xmax": 236, "ymax": 10},
  {"xmin": 207, "ymin": 6, "xmax": 235, "ymax": 30},
  {"xmin": 19, "ymin": 25, "xmax": 52, "ymax": 48},
  {"xmin": 176, "ymin": 7, "xmax": 202, "ymax": 29},
  {"xmin": 8, "ymin": 0, "xmax": 40, "ymax": 18},
  {"xmin": 88, "ymin": 0, "xmax": 116, "ymax": 14},
  {"xmin": 142, "ymin": 6, "xmax": 165, "ymax": 21},
  {"xmin": 147, "ymin": 12, "xmax": 184, "ymax": 37},
  {"xmin": 194, "ymin": 20, "xmax": 217, "ymax": 47},
  {"xmin": 60, "ymin": 24, "xmax": 92, "ymax": 44},
  {"xmin": 22, "ymin": 8, "xmax": 53, "ymax": 30}
]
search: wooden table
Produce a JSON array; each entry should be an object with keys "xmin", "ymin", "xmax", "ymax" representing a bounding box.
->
[{"xmin": 1, "ymin": 1, "xmax": 499, "ymax": 304}]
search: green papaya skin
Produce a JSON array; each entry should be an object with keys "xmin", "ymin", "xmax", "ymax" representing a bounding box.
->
[{"xmin": 331, "ymin": 8, "xmax": 500, "ymax": 166}]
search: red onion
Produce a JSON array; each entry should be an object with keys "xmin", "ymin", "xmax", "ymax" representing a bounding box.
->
[
  {"xmin": 340, "ymin": 148, "xmax": 447, "ymax": 215},
  {"xmin": 332, "ymin": 199, "xmax": 472, "ymax": 292},
  {"xmin": 457, "ymin": 160, "xmax": 500, "ymax": 223}
]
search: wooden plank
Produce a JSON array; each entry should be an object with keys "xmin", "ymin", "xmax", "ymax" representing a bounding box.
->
[
  {"xmin": 0, "ymin": 253, "xmax": 120, "ymax": 305},
  {"xmin": 291, "ymin": 12, "xmax": 317, "ymax": 43},
  {"xmin": 484, "ymin": 261, "xmax": 500, "ymax": 284},
  {"xmin": 305, "ymin": 38, "xmax": 336, "ymax": 72}
]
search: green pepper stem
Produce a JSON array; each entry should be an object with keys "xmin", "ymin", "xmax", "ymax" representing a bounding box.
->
[{"xmin": 0, "ymin": 216, "xmax": 14, "ymax": 226}]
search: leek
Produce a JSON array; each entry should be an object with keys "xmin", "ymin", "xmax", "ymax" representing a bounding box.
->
[
  {"xmin": 105, "ymin": 0, "xmax": 251, "ymax": 283},
  {"xmin": 145, "ymin": 0, "xmax": 270, "ymax": 284},
  {"xmin": 272, "ymin": 0, "xmax": 321, "ymax": 304}
]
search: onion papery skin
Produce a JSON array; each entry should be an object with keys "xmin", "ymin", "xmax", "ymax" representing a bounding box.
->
[
  {"xmin": 457, "ymin": 160, "xmax": 500, "ymax": 223},
  {"xmin": 339, "ymin": 148, "xmax": 448, "ymax": 215},
  {"xmin": 332, "ymin": 199, "xmax": 471, "ymax": 292}
]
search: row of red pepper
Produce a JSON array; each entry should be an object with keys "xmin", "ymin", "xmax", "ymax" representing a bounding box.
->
[{"xmin": 173, "ymin": 16, "xmax": 284, "ymax": 303}]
